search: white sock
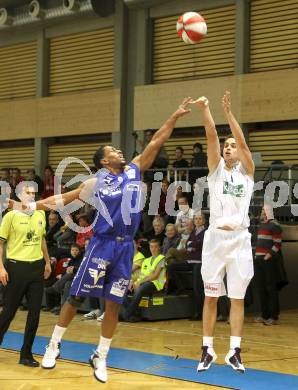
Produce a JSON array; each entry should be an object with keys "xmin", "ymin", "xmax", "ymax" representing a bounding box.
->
[
  {"xmin": 96, "ymin": 336, "xmax": 112, "ymax": 360},
  {"xmin": 51, "ymin": 325, "xmax": 67, "ymax": 343},
  {"xmin": 230, "ymin": 336, "xmax": 241, "ymax": 350},
  {"xmin": 203, "ymin": 336, "xmax": 213, "ymax": 348}
]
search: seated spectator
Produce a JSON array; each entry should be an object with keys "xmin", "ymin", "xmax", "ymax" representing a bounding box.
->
[
  {"xmin": 167, "ymin": 212, "xmax": 206, "ymax": 319},
  {"xmin": 175, "ymin": 196, "xmax": 194, "ymax": 234},
  {"xmin": 173, "ymin": 146, "xmax": 189, "ymax": 180},
  {"xmin": 54, "ymin": 217, "xmax": 76, "ymax": 250},
  {"xmin": 143, "ymin": 216, "xmax": 166, "ymax": 256},
  {"xmin": 46, "ymin": 211, "xmax": 63, "ymax": 252},
  {"xmin": 161, "ymin": 224, "xmax": 180, "ymax": 255},
  {"xmin": 190, "ymin": 142, "xmax": 208, "ymax": 184},
  {"xmin": 45, "ymin": 244, "xmax": 83, "ymax": 314},
  {"xmin": 27, "ymin": 168, "xmax": 44, "ymax": 197},
  {"xmin": 42, "ymin": 165, "xmax": 54, "ymax": 199},
  {"xmin": 122, "ymin": 239, "xmax": 166, "ymax": 321},
  {"xmin": 76, "ymin": 214, "xmax": 94, "ymax": 250},
  {"xmin": 166, "ymin": 218, "xmax": 194, "ymax": 264}
]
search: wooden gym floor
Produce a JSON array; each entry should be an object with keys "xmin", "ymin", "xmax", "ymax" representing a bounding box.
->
[{"xmin": 0, "ymin": 309, "xmax": 298, "ymax": 389}]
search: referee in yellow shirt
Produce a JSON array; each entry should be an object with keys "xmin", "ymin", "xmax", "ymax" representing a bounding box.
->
[{"xmin": 0, "ymin": 185, "xmax": 51, "ymax": 367}]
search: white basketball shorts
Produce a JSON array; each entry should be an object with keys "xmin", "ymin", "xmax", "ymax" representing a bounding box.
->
[{"xmin": 201, "ymin": 227, "xmax": 254, "ymax": 299}]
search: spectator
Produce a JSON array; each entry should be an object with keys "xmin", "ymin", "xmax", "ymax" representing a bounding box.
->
[
  {"xmin": 76, "ymin": 214, "xmax": 94, "ymax": 250},
  {"xmin": 161, "ymin": 224, "xmax": 180, "ymax": 255},
  {"xmin": 42, "ymin": 165, "xmax": 54, "ymax": 199},
  {"xmin": 167, "ymin": 212, "xmax": 206, "ymax": 319},
  {"xmin": 173, "ymin": 146, "xmax": 189, "ymax": 169},
  {"xmin": 0, "ymin": 168, "xmax": 10, "ymax": 183},
  {"xmin": 175, "ymin": 196, "xmax": 194, "ymax": 234},
  {"xmin": 10, "ymin": 168, "xmax": 24, "ymax": 200},
  {"xmin": 158, "ymin": 179, "xmax": 169, "ymax": 220},
  {"xmin": 166, "ymin": 218, "xmax": 194, "ymax": 263},
  {"xmin": 143, "ymin": 217, "xmax": 166, "ymax": 256},
  {"xmin": 45, "ymin": 244, "xmax": 83, "ymax": 314},
  {"xmin": 27, "ymin": 169, "xmax": 44, "ymax": 198},
  {"xmin": 254, "ymin": 205, "xmax": 287, "ymax": 325},
  {"xmin": 190, "ymin": 142, "xmax": 208, "ymax": 183},
  {"xmin": 46, "ymin": 212, "xmax": 62, "ymax": 251},
  {"xmin": 173, "ymin": 147, "xmax": 189, "ymax": 180},
  {"xmin": 122, "ymin": 239, "xmax": 166, "ymax": 321},
  {"xmin": 54, "ymin": 216, "xmax": 76, "ymax": 251}
]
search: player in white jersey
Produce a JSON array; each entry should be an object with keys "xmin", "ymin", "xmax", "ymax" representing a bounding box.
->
[{"xmin": 192, "ymin": 92, "xmax": 255, "ymax": 373}]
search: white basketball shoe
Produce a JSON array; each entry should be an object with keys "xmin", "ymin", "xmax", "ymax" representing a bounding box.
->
[
  {"xmin": 89, "ymin": 351, "xmax": 108, "ymax": 383},
  {"xmin": 41, "ymin": 340, "xmax": 61, "ymax": 369}
]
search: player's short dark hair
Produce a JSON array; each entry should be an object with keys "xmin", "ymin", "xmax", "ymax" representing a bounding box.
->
[
  {"xmin": 93, "ymin": 146, "xmax": 106, "ymax": 169},
  {"xmin": 176, "ymin": 146, "xmax": 184, "ymax": 153},
  {"xmin": 223, "ymin": 134, "xmax": 235, "ymax": 144},
  {"xmin": 149, "ymin": 239, "xmax": 161, "ymax": 246}
]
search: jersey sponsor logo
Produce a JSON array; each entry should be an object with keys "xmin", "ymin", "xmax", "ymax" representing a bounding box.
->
[
  {"xmin": 110, "ymin": 278, "xmax": 129, "ymax": 297},
  {"xmin": 24, "ymin": 229, "xmax": 40, "ymax": 244},
  {"xmin": 126, "ymin": 169, "xmax": 136, "ymax": 179},
  {"xmin": 223, "ymin": 181, "xmax": 245, "ymax": 197},
  {"xmin": 88, "ymin": 268, "xmax": 106, "ymax": 285}
]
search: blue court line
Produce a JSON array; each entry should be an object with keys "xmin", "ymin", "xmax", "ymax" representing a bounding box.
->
[{"xmin": 1, "ymin": 331, "xmax": 297, "ymax": 390}]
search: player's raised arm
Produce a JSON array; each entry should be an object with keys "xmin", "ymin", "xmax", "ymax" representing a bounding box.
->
[
  {"xmin": 191, "ymin": 96, "xmax": 221, "ymax": 175},
  {"xmin": 132, "ymin": 97, "xmax": 192, "ymax": 173},
  {"xmin": 222, "ymin": 91, "xmax": 254, "ymax": 177}
]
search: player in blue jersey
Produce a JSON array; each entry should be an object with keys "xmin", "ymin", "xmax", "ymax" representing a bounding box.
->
[{"xmin": 9, "ymin": 98, "xmax": 191, "ymax": 383}]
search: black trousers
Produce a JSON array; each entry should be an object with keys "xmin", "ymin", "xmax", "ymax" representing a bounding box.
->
[
  {"xmin": 0, "ymin": 259, "xmax": 44, "ymax": 357},
  {"xmin": 255, "ymin": 256, "xmax": 280, "ymax": 320}
]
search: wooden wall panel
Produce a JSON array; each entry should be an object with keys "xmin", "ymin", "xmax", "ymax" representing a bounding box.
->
[
  {"xmin": 49, "ymin": 28, "xmax": 114, "ymax": 95},
  {"xmin": 249, "ymin": 129, "xmax": 298, "ymax": 164},
  {"xmin": 134, "ymin": 68, "xmax": 298, "ymax": 130},
  {"xmin": 250, "ymin": 0, "xmax": 298, "ymax": 72},
  {"xmin": 0, "ymin": 41, "xmax": 37, "ymax": 100},
  {"xmin": 0, "ymin": 89, "xmax": 120, "ymax": 141},
  {"xmin": 0, "ymin": 145, "xmax": 34, "ymax": 175},
  {"xmin": 48, "ymin": 142, "xmax": 105, "ymax": 176}
]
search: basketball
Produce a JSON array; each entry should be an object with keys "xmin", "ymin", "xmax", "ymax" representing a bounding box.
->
[{"xmin": 176, "ymin": 11, "xmax": 207, "ymax": 44}]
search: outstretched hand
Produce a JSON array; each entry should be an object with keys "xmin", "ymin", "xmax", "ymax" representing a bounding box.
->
[
  {"xmin": 190, "ymin": 96, "xmax": 209, "ymax": 109},
  {"xmin": 173, "ymin": 97, "xmax": 193, "ymax": 119},
  {"xmin": 222, "ymin": 91, "xmax": 231, "ymax": 114}
]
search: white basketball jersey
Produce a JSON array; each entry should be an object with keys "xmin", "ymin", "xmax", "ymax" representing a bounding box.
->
[{"xmin": 208, "ymin": 158, "xmax": 254, "ymax": 230}]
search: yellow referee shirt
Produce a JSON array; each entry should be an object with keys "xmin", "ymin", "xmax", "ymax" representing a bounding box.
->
[{"xmin": 0, "ymin": 210, "xmax": 46, "ymax": 261}]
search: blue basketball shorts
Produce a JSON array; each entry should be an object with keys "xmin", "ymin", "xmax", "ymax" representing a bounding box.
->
[{"xmin": 70, "ymin": 235, "xmax": 134, "ymax": 304}]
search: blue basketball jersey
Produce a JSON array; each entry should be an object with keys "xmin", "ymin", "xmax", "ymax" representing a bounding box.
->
[{"xmin": 92, "ymin": 162, "xmax": 143, "ymax": 238}]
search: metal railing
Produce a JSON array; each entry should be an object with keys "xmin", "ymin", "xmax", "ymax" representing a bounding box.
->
[{"xmin": 144, "ymin": 164, "xmax": 298, "ymax": 206}]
